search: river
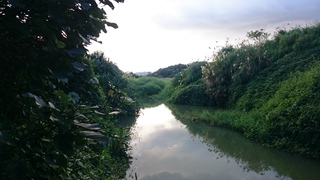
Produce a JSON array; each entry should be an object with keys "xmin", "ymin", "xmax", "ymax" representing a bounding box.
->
[{"xmin": 126, "ymin": 104, "xmax": 320, "ymax": 180}]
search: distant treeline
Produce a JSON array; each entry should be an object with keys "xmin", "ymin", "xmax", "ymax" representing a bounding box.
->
[{"xmin": 148, "ymin": 64, "xmax": 188, "ymax": 78}]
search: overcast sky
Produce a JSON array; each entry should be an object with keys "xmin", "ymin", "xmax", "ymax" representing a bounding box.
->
[{"xmin": 87, "ymin": 0, "xmax": 320, "ymax": 73}]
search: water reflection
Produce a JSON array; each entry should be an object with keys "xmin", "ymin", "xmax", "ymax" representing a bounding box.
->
[{"xmin": 126, "ymin": 104, "xmax": 320, "ymax": 180}]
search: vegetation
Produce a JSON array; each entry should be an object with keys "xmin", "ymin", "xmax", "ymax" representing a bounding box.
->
[
  {"xmin": 200, "ymin": 24, "xmax": 320, "ymax": 158},
  {"xmin": 0, "ymin": 0, "xmax": 139, "ymax": 179},
  {"xmin": 148, "ymin": 64, "xmax": 187, "ymax": 78},
  {"xmin": 125, "ymin": 76, "xmax": 168, "ymax": 98},
  {"xmin": 169, "ymin": 61, "xmax": 213, "ymax": 106}
]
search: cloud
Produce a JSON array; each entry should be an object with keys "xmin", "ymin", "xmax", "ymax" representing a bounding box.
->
[
  {"xmin": 153, "ymin": 0, "xmax": 320, "ymax": 30},
  {"xmin": 88, "ymin": 0, "xmax": 320, "ymax": 72}
]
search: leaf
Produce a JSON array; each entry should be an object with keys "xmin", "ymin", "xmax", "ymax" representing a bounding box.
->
[
  {"xmin": 68, "ymin": 92, "xmax": 80, "ymax": 103},
  {"xmin": 49, "ymin": 116, "xmax": 59, "ymax": 122},
  {"xmin": 89, "ymin": 77, "xmax": 99, "ymax": 84},
  {"xmin": 21, "ymin": 92, "xmax": 35, "ymax": 98},
  {"xmin": 56, "ymin": 41, "xmax": 66, "ymax": 49},
  {"xmin": 106, "ymin": 21, "xmax": 118, "ymax": 29},
  {"xmin": 81, "ymin": 3, "xmax": 91, "ymax": 10},
  {"xmin": 52, "ymin": 71, "xmax": 69, "ymax": 83},
  {"xmin": 102, "ymin": 0, "xmax": 115, "ymax": 9},
  {"xmin": 89, "ymin": 106, "xmax": 100, "ymax": 109},
  {"xmin": 94, "ymin": 110, "xmax": 105, "ymax": 115},
  {"xmin": 71, "ymin": 62, "xmax": 85, "ymax": 71},
  {"xmin": 74, "ymin": 113, "xmax": 88, "ymax": 120},
  {"xmin": 48, "ymin": 102, "xmax": 60, "ymax": 111},
  {"xmin": 34, "ymin": 95, "xmax": 48, "ymax": 107},
  {"xmin": 75, "ymin": 122, "xmax": 102, "ymax": 131},
  {"xmin": 80, "ymin": 131, "xmax": 109, "ymax": 143},
  {"xmin": 109, "ymin": 111, "xmax": 121, "ymax": 115},
  {"xmin": 21, "ymin": 93, "xmax": 48, "ymax": 107},
  {"xmin": 0, "ymin": 131, "xmax": 14, "ymax": 146},
  {"xmin": 66, "ymin": 48, "xmax": 86, "ymax": 58},
  {"xmin": 78, "ymin": 33, "xmax": 90, "ymax": 45},
  {"xmin": 54, "ymin": 90, "xmax": 71, "ymax": 104}
]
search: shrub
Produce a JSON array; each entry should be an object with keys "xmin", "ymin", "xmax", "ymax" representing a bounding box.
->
[
  {"xmin": 126, "ymin": 76, "xmax": 166, "ymax": 97},
  {"xmin": 170, "ymin": 85, "xmax": 212, "ymax": 106}
]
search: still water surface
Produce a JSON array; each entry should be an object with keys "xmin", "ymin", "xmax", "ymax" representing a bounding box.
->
[{"xmin": 126, "ymin": 104, "xmax": 320, "ymax": 180}]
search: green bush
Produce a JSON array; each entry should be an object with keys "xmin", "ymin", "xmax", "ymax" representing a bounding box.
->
[
  {"xmin": 170, "ymin": 85, "xmax": 212, "ymax": 106},
  {"xmin": 257, "ymin": 63, "xmax": 320, "ymax": 157},
  {"xmin": 170, "ymin": 61, "xmax": 213, "ymax": 106},
  {"xmin": 126, "ymin": 76, "xmax": 166, "ymax": 97}
]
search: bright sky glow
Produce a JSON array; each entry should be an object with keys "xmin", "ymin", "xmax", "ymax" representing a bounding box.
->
[{"xmin": 87, "ymin": 0, "xmax": 320, "ymax": 73}]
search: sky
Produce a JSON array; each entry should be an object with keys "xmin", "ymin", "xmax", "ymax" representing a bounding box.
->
[{"xmin": 87, "ymin": 0, "xmax": 320, "ymax": 73}]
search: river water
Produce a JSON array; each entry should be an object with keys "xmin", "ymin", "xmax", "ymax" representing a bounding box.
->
[{"xmin": 126, "ymin": 104, "xmax": 320, "ymax": 180}]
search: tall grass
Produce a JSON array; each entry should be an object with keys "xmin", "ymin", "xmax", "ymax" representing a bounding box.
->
[{"xmin": 203, "ymin": 24, "xmax": 320, "ymax": 108}]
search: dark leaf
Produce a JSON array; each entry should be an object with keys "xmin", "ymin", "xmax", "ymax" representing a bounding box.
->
[
  {"xmin": 68, "ymin": 92, "xmax": 80, "ymax": 103},
  {"xmin": 80, "ymin": 131, "xmax": 109, "ymax": 143},
  {"xmin": 81, "ymin": 3, "xmax": 91, "ymax": 10},
  {"xmin": 94, "ymin": 110, "xmax": 105, "ymax": 115},
  {"xmin": 66, "ymin": 48, "xmax": 86, "ymax": 58},
  {"xmin": 56, "ymin": 41, "xmax": 66, "ymax": 49},
  {"xmin": 72, "ymin": 62, "xmax": 85, "ymax": 71},
  {"xmin": 89, "ymin": 77, "xmax": 99, "ymax": 84},
  {"xmin": 21, "ymin": 93, "xmax": 48, "ymax": 107},
  {"xmin": 52, "ymin": 71, "xmax": 69, "ymax": 83},
  {"xmin": 106, "ymin": 21, "xmax": 118, "ymax": 29},
  {"xmin": 75, "ymin": 122, "xmax": 102, "ymax": 131},
  {"xmin": 34, "ymin": 95, "xmax": 48, "ymax": 107},
  {"xmin": 0, "ymin": 131, "xmax": 14, "ymax": 146},
  {"xmin": 100, "ymin": 0, "xmax": 115, "ymax": 9},
  {"xmin": 49, "ymin": 116, "xmax": 59, "ymax": 122},
  {"xmin": 21, "ymin": 92, "xmax": 35, "ymax": 98},
  {"xmin": 89, "ymin": 105, "xmax": 100, "ymax": 109},
  {"xmin": 48, "ymin": 102, "xmax": 60, "ymax": 111},
  {"xmin": 78, "ymin": 33, "xmax": 90, "ymax": 45},
  {"xmin": 74, "ymin": 113, "xmax": 88, "ymax": 120}
]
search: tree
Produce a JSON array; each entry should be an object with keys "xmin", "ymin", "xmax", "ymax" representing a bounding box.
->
[{"xmin": 0, "ymin": 0, "xmax": 136, "ymax": 179}]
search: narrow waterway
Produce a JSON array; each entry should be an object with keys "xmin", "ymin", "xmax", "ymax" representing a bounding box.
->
[{"xmin": 126, "ymin": 104, "xmax": 320, "ymax": 180}]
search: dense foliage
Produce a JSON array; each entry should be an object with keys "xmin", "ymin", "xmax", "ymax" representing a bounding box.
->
[
  {"xmin": 0, "ymin": 0, "xmax": 139, "ymax": 179},
  {"xmin": 89, "ymin": 51, "xmax": 139, "ymax": 117},
  {"xmin": 148, "ymin": 64, "xmax": 187, "ymax": 78},
  {"xmin": 125, "ymin": 76, "xmax": 167, "ymax": 98},
  {"xmin": 201, "ymin": 24, "xmax": 320, "ymax": 158},
  {"xmin": 169, "ymin": 61, "xmax": 213, "ymax": 106}
]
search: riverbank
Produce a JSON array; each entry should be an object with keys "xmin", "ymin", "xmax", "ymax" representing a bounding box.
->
[{"xmin": 169, "ymin": 105, "xmax": 320, "ymax": 159}]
